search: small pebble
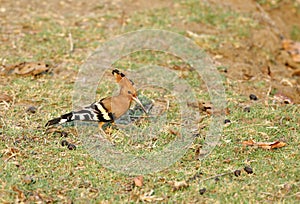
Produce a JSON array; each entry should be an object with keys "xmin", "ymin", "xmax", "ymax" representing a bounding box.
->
[
  {"xmin": 249, "ymin": 94, "xmax": 258, "ymax": 101},
  {"xmin": 243, "ymin": 107, "xmax": 251, "ymax": 112},
  {"xmin": 214, "ymin": 177, "xmax": 220, "ymax": 182},
  {"xmin": 67, "ymin": 143, "xmax": 76, "ymax": 150},
  {"xmin": 234, "ymin": 169, "xmax": 241, "ymax": 177},
  {"xmin": 199, "ymin": 188, "xmax": 206, "ymax": 195},
  {"xmin": 224, "ymin": 119, "xmax": 231, "ymax": 124},
  {"xmin": 26, "ymin": 106, "xmax": 37, "ymax": 114},
  {"xmin": 244, "ymin": 166, "xmax": 253, "ymax": 174},
  {"xmin": 61, "ymin": 140, "xmax": 69, "ymax": 147}
]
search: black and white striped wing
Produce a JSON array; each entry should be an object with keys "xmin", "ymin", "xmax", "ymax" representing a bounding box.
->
[
  {"xmin": 45, "ymin": 101, "xmax": 114, "ymax": 127},
  {"xmin": 77, "ymin": 101, "xmax": 113, "ymax": 122}
]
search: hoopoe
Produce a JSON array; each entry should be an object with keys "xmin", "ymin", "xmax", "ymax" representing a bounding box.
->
[{"xmin": 45, "ymin": 69, "xmax": 147, "ymax": 130}]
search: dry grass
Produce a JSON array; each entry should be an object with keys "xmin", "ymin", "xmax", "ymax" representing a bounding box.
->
[{"xmin": 1, "ymin": 0, "xmax": 300, "ymax": 203}]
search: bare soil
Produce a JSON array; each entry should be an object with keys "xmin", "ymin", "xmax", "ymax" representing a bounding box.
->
[
  {"xmin": 1, "ymin": 0, "xmax": 299, "ymax": 103},
  {"xmin": 202, "ymin": 0, "xmax": 300, "ymax": 103}
]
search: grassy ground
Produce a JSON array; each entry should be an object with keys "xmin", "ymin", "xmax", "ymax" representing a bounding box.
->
[{"xmin": 1, "ymin": 0, "xmax": 300, "ymax": 203}]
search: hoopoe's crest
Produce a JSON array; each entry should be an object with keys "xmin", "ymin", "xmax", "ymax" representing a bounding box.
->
[
  {"xmin": 112, "ymin": 69, "xmax": 136, "ymax": 97},
  {"xmin": 45, "ymin": 69, "xmax": 147, "ymax": 128}
]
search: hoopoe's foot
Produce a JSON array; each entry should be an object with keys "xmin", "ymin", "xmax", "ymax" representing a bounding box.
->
[
  {"xmin": 98, "ymin": 122, "xmax": 116, "ymax": 136},
  {"xmin": 104, "ymin": 122, "xmax": 116, "ymax": 135}
]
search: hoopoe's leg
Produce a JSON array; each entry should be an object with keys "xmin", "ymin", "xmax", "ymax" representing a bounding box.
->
[
  {"xmin": 98, "ymin": 122, "xmax": 105, "ymax": 129},
  {"xmin": 98, "ymin": 122, "xmax": 107, "ymax": 136}
]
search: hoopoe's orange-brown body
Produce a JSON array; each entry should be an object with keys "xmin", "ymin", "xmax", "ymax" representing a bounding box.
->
[{"xmin": 45, "ymin": 69, "xmax": 147, "ymax": 129}]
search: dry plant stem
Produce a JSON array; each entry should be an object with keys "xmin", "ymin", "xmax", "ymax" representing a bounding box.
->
[
  {"xmin": 224, "ymin": 123, "xmax": 273, "ymax": 132},
  {"xmin": 198, "ymin": 171, "xmax": 235, "ymax": 183},
  {"xmin": 265, "ymin": 85, "xmax": 272, "ymax": 106},
  {"xmin": 68, "ymin": 32, "xmax": 74, "ymax": 53},
  {"xmin": 261, "ymin": 191, "xmax": 300, "ymax": 199},
  {"xmin": 187, "ymin": 170, "xmax": 236, "ymax": 184}
]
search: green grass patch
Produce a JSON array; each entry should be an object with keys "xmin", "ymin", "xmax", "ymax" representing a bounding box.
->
[{"xmin": 0, "ymin": 0, "xmax": 299, "ymax": 202}]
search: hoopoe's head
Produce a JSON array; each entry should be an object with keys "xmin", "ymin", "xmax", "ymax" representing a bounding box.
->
[
  {"xmin": 112, "ymin": 69, "xmax": 136, "ymax": 97},
  {"xmin": 112, "ymin": 69, "xmax": 147, "ymax": 113}
]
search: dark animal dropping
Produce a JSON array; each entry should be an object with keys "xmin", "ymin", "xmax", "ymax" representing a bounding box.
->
[
  {"xmin": 244, "ymin": 166, "xmax": 253, "ymax": 174},
  {"xmin": 199, "ymin": 188, "xmax": 206, "ymax": 195},
  {"xmin": 249, "ymin": 94, "xmax": 258, "ymax": 101},
  {"xmin": 224, "ymin": 119, "xmax": 231, "ymax": 124},
  {"xmin": 27, "ymin": 106, "xmax": 37, "ymax": 113},
  {"xmin": 67, "ymin": 143, "xmax": 76, "ymax": 150},
  {"xmin": 244, "ymin": 107, "xmax": 251, "ymax": 112},
  {"xmin": 234, "ymin": 169, "xmax": 241, "ymax": 177},
  {"xmin": 61, "ymin": 140, "xmax": 69, "ymax": 147}
]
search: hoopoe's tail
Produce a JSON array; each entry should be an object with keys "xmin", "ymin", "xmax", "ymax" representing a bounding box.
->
[
  {"xmin": 45, "ymin": 102, "xmax": 114, "ymax": 127},
  {"xmin": 45, "ymin": 112, "xmax": 74, "ymax": 127}
]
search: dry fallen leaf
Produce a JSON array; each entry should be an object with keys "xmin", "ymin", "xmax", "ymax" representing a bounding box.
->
[
  {"xmin": 133, "ymin": 175, "xmax": 143, "ymax": 187},
  {"xmin": 187, "ymin": 101, "xmax": 212, "ymax": 114},
  {"xmin": 12, "ymin": 186, "xmax": 26, "ymax": 202},
  {"xmin": 187, "ymin": 101, "xmax": 230, "ymax": 116},
  {"xmin": 168, "ymin": 128, "xmax": 180, "ymax": 137},
  {"xmin": 169, "ymin": 180, "xmax": 189, "ymax": 190},
  {"xmin": 139, "ymin": 190, "xmax": 164, "ymax": 202},
  {"xmin": 242, "ymin": 140, "xmax": 255, "ymax": 146},
  {"xmin": 292, "ymin": 69, "xmax": 300, "ymax": 77},
  {"xmin": 194, "ymin": 145, "xmax": 201, "ymax": 160},
  {"xmin": 45, "ymin": 127, "xmax": 62, "ymax": 135},
  {"xmin": 282, "ymin": 39, "xmax": 300, "ymax": 63},
  {"xmin": 269, "ymin": 141, "xmax": 286, "ymax": 149},
  {"xmin": 1, "ymin": 62, "xmax": 51, "ymax": 76},
  {"xmin": 273, "ymin": 93, "xmax": 294, "ymax": 104},
  {"xmin": 2, "ymin": 147, "xmax": 20, "ymax": 161},
  {"xmin": 242, "ymin": 140, "xmax": 286, "ymax": 150},
  {"xmin": 0, "ymin": 93, "xmax": 13, "ymax": 103},
  {"xmin": 139, "ymin": 195, "xmax": 164, "ymax": 202}
]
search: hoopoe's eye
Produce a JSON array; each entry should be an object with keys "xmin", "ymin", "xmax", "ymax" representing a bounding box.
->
[{"xmin": 128, "ymin": 91, "xmax": 132, "ymax": 94}]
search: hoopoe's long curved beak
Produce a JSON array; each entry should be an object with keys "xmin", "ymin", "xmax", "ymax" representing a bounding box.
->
[{"xmin": 132, "ymin": 96, "xmax": 148, "ymax": 114}]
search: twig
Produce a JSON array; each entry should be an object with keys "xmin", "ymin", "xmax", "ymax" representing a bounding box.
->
[
  {"xmin": 265, "ymin": 85, "xmax": 272, "ymax": 106},
  {"xmin": 0, "ymin": 117, "xmax": 6, "ymax": 128},
  {"xmin": 4, "ymin": 153, "xmax": 18, "ymax": 162},
  {"xmin": 224, "ymin": 123, "xmax": 271, "ymax": 132},
  {"xmin": 198, "ymin": 171, "xmax": 235, "ymax": 183},
  {"xmin": 68, "ymin": 32, "xmax": 74, "ymax": 53},
  {"xmin": 187, "ymin": 170, "xmax": 236, "ymax": 183},
  {"xmin": 260, "ymin": 192, "xmax": 281, "ymax": 198},
  {"xmin": 261, "ymin": 186, "xmax": 300, "ymax": 198},
  {"xmin": 1, "ymin": 100, "xmax": 10, "ymax": 109}
]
